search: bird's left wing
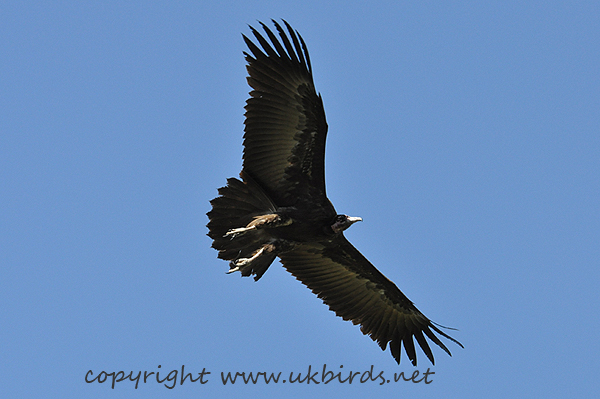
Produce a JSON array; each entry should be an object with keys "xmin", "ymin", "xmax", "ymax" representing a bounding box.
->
[{"xmin": 278, "ymin": 235, "xmax": 462, "ymax": 365}]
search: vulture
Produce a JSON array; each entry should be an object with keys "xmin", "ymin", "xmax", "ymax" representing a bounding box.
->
[{"xmin": 207, "ymin": 19, "xmax": 462, "ymax": 365}]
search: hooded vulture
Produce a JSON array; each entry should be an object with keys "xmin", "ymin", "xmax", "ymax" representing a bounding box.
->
[{"xmin": 207, "ymin": 19, "xmax": 462, "ymax": 365}]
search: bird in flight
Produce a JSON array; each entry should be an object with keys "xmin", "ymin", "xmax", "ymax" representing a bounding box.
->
[{"xmin": 207, "ymin": 19, "xmax": 462, "ymax": 365}]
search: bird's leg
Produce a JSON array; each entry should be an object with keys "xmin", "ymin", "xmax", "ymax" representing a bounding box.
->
[
  {"xmin": 225, "ymin": 213, "xmax": 292, "ymax": 239},
  {"xmin": 225, "ymin": 225, "xmax": 257, "ymax": 238},
  {"xmin": 227, "ymin": 241, "xmax": 280, "ymax": 281},
  {"xmin": 228, "ymin": 246, "xmax": 267, "ymax": 272}
]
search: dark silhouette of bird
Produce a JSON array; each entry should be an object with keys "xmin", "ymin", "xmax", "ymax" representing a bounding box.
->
[{"xmin": 207, "ymin": 19, "xmax": 462, "ymax": 365}]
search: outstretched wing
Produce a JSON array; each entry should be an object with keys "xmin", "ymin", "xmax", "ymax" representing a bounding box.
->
[
  {"xmin": 278, "ymin": 235, "xmax": 463, "ymax": 365},
  {"xmin": 242, "ymin": 20, "xmax": 331, "ymax": 209}
]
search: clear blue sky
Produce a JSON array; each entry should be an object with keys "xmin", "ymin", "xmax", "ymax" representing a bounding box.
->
[{"xmin": 1, "ymin": 1, "xmax": 599, "ymax": 397}]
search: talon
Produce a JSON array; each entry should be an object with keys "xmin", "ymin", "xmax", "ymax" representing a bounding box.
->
[
  {"xmin": 225, "ymin": 225, "xmax": 256, "ymax": 238},
  {"xmin": 229, "ymin": 247, "xmax": 266, "ymax": 270},
  {"xmin": 227, "ymin": 265, "xmax": 240, "ymax": 274}
]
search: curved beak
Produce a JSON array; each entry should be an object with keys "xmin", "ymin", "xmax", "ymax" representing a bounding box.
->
[{"xmin": 348, "ymin": 216, "xmax": 363, "ymax": 224}]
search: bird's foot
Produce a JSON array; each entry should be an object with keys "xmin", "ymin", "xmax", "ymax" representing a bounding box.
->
[
  {"xmin": 228, "ymin": 247, "xmax": 266, "ymax": 273},
  {"xmin": 225, "ymin": 225, "xmax": 256, "ymax": 239}
]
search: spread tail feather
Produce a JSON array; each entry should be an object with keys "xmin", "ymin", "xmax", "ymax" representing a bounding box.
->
[{"xmin": 207, "ymin": 171, "xmax": 278, "ymax": 279}]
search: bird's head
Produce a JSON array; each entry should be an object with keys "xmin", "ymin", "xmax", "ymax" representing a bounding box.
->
[{"xmin": 331, "ymin": 214, "xmax": 362, "ymax": 234}]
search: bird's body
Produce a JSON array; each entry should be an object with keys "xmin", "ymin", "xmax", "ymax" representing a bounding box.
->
[{"xmin": 207, "ymin": 20, "xmax": 462, "ymax": 365}]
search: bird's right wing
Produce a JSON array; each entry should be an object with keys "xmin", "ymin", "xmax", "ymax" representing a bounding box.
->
[
  {"xmin": 278, "ymin": 235, "xmax": 462, "ymax": 366},
  {"xmin": 241, "ymin": 20, "xmax": 331, "ymax": 210}
]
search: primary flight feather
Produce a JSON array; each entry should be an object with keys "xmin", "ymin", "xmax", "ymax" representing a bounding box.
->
[{"xmin": 207, "ymin": 19, "xmax": 462, "ymax": 365}]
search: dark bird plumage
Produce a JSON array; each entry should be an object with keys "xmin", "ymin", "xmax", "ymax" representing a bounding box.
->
[{"xmin": 207, "ymin": 19, "xmax": 462, "ymax": 365}]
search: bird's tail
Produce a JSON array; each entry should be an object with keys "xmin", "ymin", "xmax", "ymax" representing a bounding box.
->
[{"xmin": 207, "ymin": 171, "xmax": 277, "ymax": 278}]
